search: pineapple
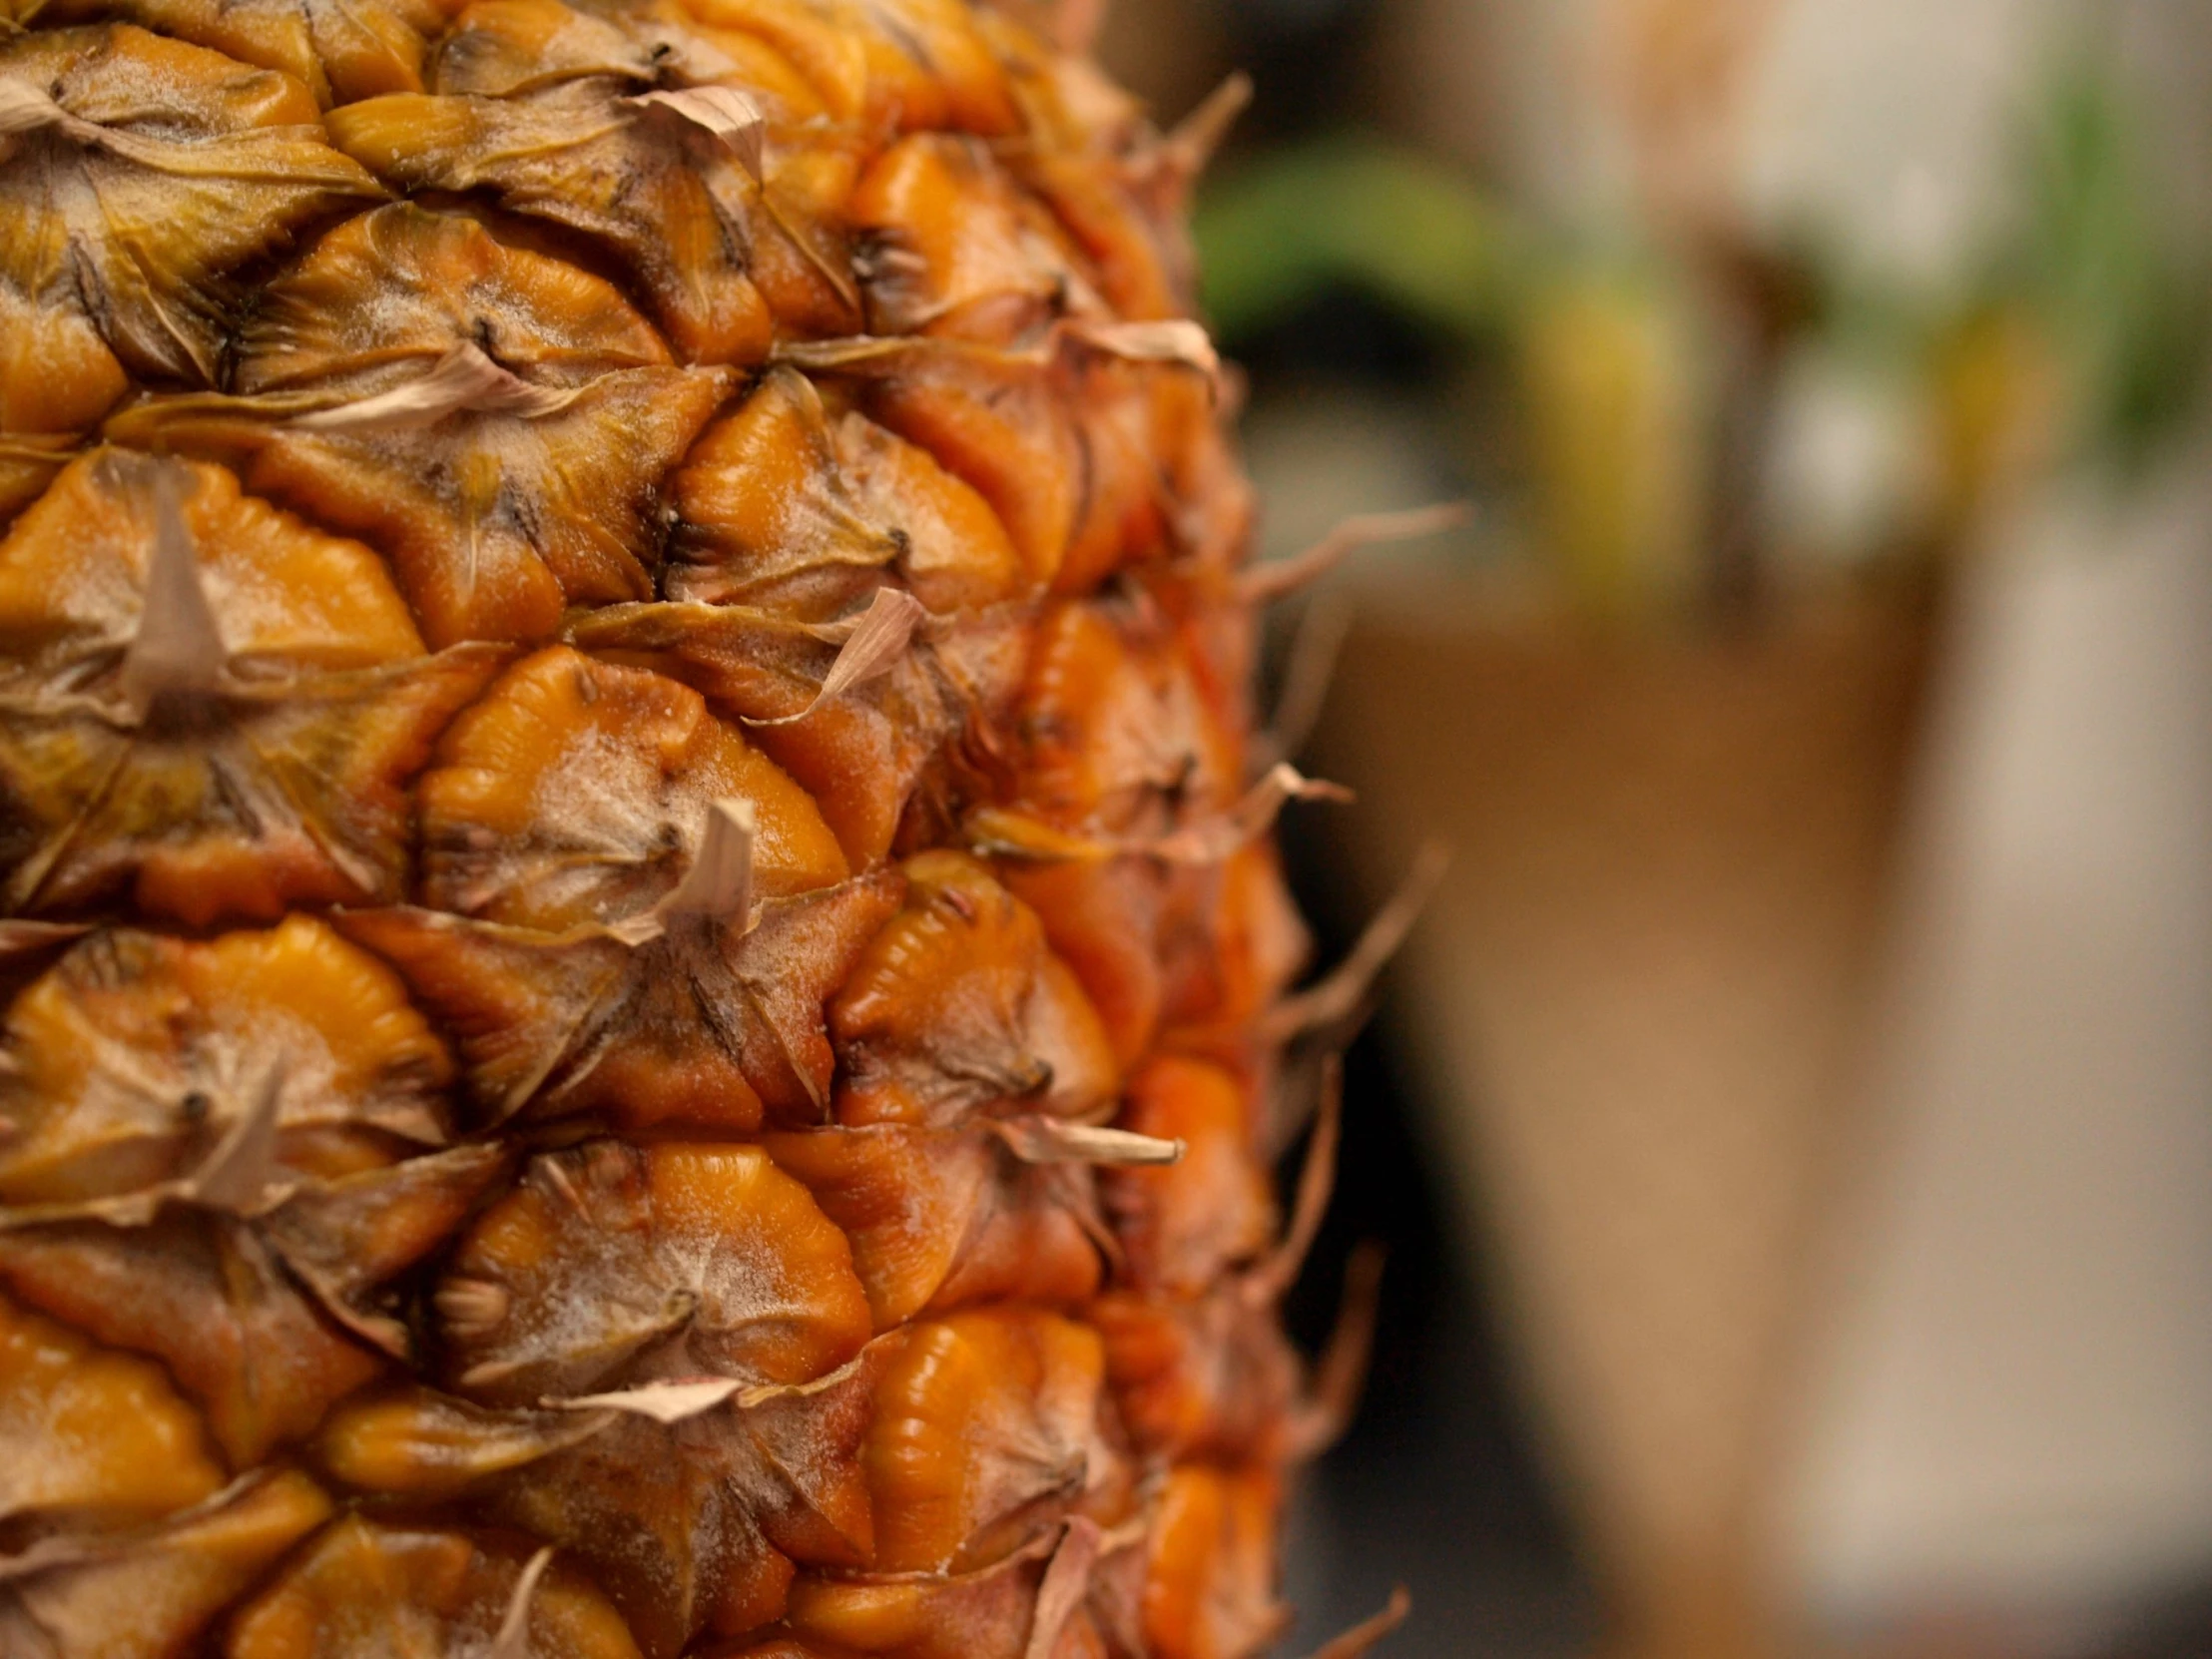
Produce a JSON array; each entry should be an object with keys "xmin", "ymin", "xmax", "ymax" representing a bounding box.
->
[{"xmin": 0, "ymin": 2, "xmax": 1384, "ymax": 1656}]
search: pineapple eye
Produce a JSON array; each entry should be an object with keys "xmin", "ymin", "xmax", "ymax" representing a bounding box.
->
[
  {"xmin": 0, "ymin": 24, "xmax": 380, "ymax": 451},
  {"xmin": 319, "ymin": 0, "xmax": 864, "ymax": 368},
  {"xmin": 0, "ymin": 916, "xmax": 454, "ymax": 1209},
  {"xmin": 340, "ymin": 863, "xmax": 903, "ymax": 1134},
  {"xmin": 0, "ymin": 450, "xmax": 499, "ymax": 925},
  {"xmin": 110, "ymin": 206, "xmax": 735, "ymax": 650},
  {"xmin": 312, "ymin": 1348, "xmax": 892, "ymax": 1659},
  {"xmin": 848, "ymin": 134, "xmax": 1104, "ymax": 346},
  {"xmin": 432, "ymin": 1138, "xmax": 871, "ymax": 1406},
  {"xmin": 829, "ymin": 849, "xmax": 1114, "ymax": 1130},
  {"xmin": 665, "ymin": 365, "xmax": 1025, "ymax": 617},
  {"xmin": 224, "ymin": 1517, "xmax": 644, "ymax": 1659},
  {"xmin": 1143, "ymin": 1466, "xmax": 1292, "ymax": 1659},
  {"xmin": 767, "ymin": 1118, "xmax": 1112, "ymax": 1328},
  {"xmin": 0, "ymin": 1471, "xmax": 333, "ymax": 1659},
  {"xmin": 417, "ymin": 645, "xmax": 846, "ymax": 932},
  {"xmin": 859, "ymin": 1307, "xmax": 1127, "ymax": 1576},
  {"xmin": 0, "ymin": 1292, "xmax": 226, "ymax": 1529}
]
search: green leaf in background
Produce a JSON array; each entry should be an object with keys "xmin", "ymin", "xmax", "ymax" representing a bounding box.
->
[
  {"xmin": 2015, "ymin": 50, "xmax": 2212, "ymax": 472},
  {"xmin": 1193, "ymin": 139, "xmax": 1533, "ymax": 345}
]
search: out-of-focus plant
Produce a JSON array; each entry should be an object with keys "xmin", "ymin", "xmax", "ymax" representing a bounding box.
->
[
  {"xmin": 1194, "ymin": 137, "xmax": 1532, "ymax": 344},
  {"xmin": 1515, "ymin": 264, "xmax": 1707, "ymax": 619},
  {"xmin": 2005, "ymin": 52, "xmax": 2212, "ymax": 476},
  {"xmin": 1192, "ymin": 36, "xmax": 2210, "ymax": 625},
  {"xmin": 1197, "ymin": 147, "xmax": 1713, "ymax": 620}
]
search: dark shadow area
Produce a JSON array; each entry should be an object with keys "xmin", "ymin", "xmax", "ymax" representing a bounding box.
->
[{"xmin": 1272, "ymin": 809, "xmax": 1602, "ymax": 1659}]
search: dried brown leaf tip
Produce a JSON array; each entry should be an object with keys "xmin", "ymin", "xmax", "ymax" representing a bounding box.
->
[
  {"xmin": 1262, "ymin": 839, "xmax": 1450, "ymax": 1048},
  {"xmin": 749, "ymin": 587, "xmax": 932, "ymax": 728},
  {"xmin": 225, "ymin": 1518, "xmax": 641, "ymax": 1659},
  {"xmin": 641, "ymin": 796, "xmax": 760, "ymax": 938},
  {"xmin": 1234, "ymin": 502, "xmax": 1473, "ymax": 604},
  {"xmin": 0, "ymin": 1471, "xmax": 332, "ymax": 1659},
  {"xmin": 633, "ymin": 84, "xmax": 767, "ymax": 181},
  {"xmin": 0, "ymin": 451, "xmax": 504, "ymax": 925},
  {"xmin": 0, "ymin": 26, "xmax": 380, "ymax": 439},
  {"xmin": 288, "ymin": 341, "xmax": 587, "ymax": 432},
  {"xmin": 109, "ymin": 206, "xmax": 733, "ymax": 648},
  {"xmin": 1301, "ymin": 1584, "xmax": 1413, "ymax": 1659}
]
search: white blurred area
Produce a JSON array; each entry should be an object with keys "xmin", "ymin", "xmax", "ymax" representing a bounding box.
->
[
  {"xmin": 1787, "ymin": 405, "xmax": 2212, "ymax": 1653},
  {"xmin": 1383, "ymin": 0, "xmax": 2212, "ymax": 284},
  {"xmin": 1743, "ymin": 1, "xmax": 2212, "ymax": 1642}
]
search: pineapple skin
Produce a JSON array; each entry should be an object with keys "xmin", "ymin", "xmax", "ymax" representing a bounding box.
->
[{"xmin": 0, "ymin": 3, "xmax": 1335, "ymax": 1658}]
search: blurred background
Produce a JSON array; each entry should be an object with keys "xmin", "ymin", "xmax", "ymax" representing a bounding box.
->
[{"xmin": 1088, "ymin": 0, "xmax": 2212, "ymax": 1655}]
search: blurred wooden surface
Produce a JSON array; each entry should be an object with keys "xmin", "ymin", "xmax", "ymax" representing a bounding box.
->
[{"xmin": 1304, "ymin": 575, "xmax": 1934, "ymax": 1656}]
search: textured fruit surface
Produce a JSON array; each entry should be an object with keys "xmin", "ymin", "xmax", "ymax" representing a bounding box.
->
[{"xmin": 0, "ymin": 1, "xmax": 1346, "ymax": 1654}]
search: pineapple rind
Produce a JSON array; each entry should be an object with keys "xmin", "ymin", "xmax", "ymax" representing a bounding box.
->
[{"xmin": 0, "ymin": 2, "xmax": 1318, "ymax": 1655}]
